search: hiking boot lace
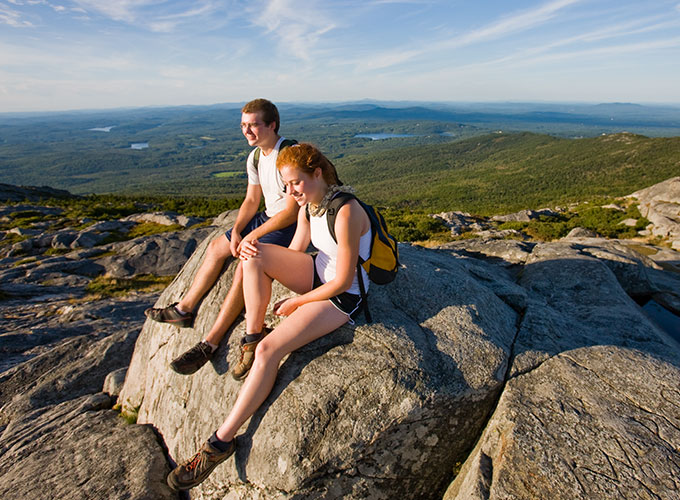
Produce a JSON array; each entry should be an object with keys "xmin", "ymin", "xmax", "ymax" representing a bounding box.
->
[{"xmin": 185, "ymin": 450, "xmax": 206, "ymax": 472}]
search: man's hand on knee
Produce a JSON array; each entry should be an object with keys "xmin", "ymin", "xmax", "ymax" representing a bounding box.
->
[{"xmin": 229, "ymin": 233, "xmax": 242, "ymax": 257}]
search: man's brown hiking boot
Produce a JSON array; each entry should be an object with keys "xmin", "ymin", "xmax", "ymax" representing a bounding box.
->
[
  {"xmin": 170, "ymin": 341, "xmax": 214, "ymax": 375},
  {"xmin": 144, "ymin": 302, "xmax": 194, "ymax": 328},
  {"xmin": 232, "ymin": 328, "xmax": 271, "ymax": 381},
  {"xmin": 166, "ymin": 438, "xmax": 235, "ymax": 491}
]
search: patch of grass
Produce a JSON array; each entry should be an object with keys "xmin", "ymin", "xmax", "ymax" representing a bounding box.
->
[
  {"xmin": 44, "ymin": 247, "xmax": 71, "ymax": 256},
  {"xmin": 85, "ymin": 274, "xmax": 174, "ymax": 298},
  {"xmin": 0, "ymin": 233, "xmax": 30, "ymax": 246},
  {"xmin": 212, "ymin": 171, "xmax": 244, "ymax": 179},
  {"xmin": 118, "ymin": 403, "xmax": 140, "ymax": 424},
  {"xmin": 93, "ymin": 250, "xmax": 118, "ymax": 259},
  {"xmin": 127, "ymin": 222, "xmax": 184, "ymax": 238},
  {"xmin": 12, "ymin": 256, "xmax": 38, "ymax": 267}
]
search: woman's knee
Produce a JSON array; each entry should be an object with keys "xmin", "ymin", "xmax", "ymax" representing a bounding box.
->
[{"xmin": 253, "ymin": 337, "xmax": 283, "ymax": 366}]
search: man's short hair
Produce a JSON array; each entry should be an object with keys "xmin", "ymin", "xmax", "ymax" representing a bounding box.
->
[{"xmin": 242, "ymin": 98, "xmax": 280, "ymax": 134}]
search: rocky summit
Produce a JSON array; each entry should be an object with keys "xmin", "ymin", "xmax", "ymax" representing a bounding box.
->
[{"xmin": 1, "ymin": 179, "xmax": 679, "ymax": 499}]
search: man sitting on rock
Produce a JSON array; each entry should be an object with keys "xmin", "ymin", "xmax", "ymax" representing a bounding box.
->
[{"xmin": 144, "ymin": 98, "xmax": 298, "ymax": 378}]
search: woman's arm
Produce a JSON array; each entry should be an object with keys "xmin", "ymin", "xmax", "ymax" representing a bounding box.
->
[
  {"xmin": 288, "ymin": 204, "xmax": 311, "ymax": 252},
  {"xmin": 274, "ymin": 200, "xmax": 369, "ymax": 316}
]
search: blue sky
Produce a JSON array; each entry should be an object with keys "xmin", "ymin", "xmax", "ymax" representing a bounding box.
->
[{"xmin": 1, "ymin": 0, "xmax": 679, "ymax": 112}]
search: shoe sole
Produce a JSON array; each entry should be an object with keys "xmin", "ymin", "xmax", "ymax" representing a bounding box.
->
[{"xmin": 144, "ymin": 310, "xmax": 193, "ymax": 328}]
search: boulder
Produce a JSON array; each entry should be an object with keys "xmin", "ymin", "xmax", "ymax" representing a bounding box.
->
[
  {"xmin": 510, "ymin": 240, "xmax": 674, "ymax": 376},
  {"xmin": 491, "ymin": 208, "xmax": 558, "ymax": 222},
  {"xmin": 103, "ymin": 367, "xmax": 127, "ymax": 398},
  {"xmin": 444, "ymin": 346, "xmax": 680, "ymax": 500},
  {"xmin": 51, "ymin": 230, "xmax": 78, "ymax": 249},
  {"xmin": 118, "ymin": 234, "xmax": 519, "ymax": 499},
  {"xmin": 445, "ymin": 236, "xmax": 680, "ymax": 500},
  {"xmin": 70, "ymin": 230, "xmax": 108, "ymax": 249},
  {"xmin": 436, "ymin": 239, "xmax": 535, "ymax": 266},
  {"xmin": 630, "ymin": 176, "xmax": 680, "ymax": 240},
  {"xmin": 0, "ymin": 327, "xmax": 140, "ymax": 423},
  {"xmin": 87, "ymin": 220, "xmax": 135, "ymax": 233},
  {"xmin": 0, "ymin": 393, "xmax": 175, "ymax": 500},
  {"xmin": 95, "ymin": 225, "xmax": 217, "ymax": 277},
  {"xmin": 563, "ymin": 227, "xmax": 600, "ymax": 239},
  {"xmin": 430, "ymin": 211, "xmax": 485, "ymax": 236},
  {"xmin": 123, "ymin": 211, "xmax": 203, "ymax": 228},
  {"xmin": 8, "ymin": 227, "xmax": 41, "ymax": 236},
  {"xmin": 0, "ymin": 183, "xmax": 74, "ymax": 202}
]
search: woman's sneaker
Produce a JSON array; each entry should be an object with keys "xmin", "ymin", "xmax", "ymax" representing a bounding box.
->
[
  {"xmin": 231, "ymin": 328, "xmax": 271, "ymax": 380},
  {"xmin": 166, "ymin": 438, "xmax": 235, "ymax": 491},
  {"xmin": 144, "ymin": 302, "xmax": 194, "ymax": 328},
  {"xmin": 170, "ymin": 341, "xmax": 214, "ymax": 375}
]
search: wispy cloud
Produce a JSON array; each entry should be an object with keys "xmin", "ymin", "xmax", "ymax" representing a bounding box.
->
[
  {"xmin": 251, "ymin": 0, "xmax": 336, "ymax": 61},
  {"xmin": 72, "ymin": 0, "xmax": 164, "ymax": 23},
  {"xmin": 451, "ymin": 0, "xmax": 583, "ymax": 46},
  {"xmin": 356, "ymin": 0, "xmax": 582, "ymax": 71},
  {"xmin": 0, "ymin": 2, "xmax": 34, "ymax": 27}
]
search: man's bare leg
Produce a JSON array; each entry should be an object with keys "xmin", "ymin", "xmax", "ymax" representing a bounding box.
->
[
  {"xmin": 203, "ymin": 263, "xmax": 245, "ymax": 346},
  {"xmin": 177, "ymin": 234, "xmax": 233, "ymax": 313}
]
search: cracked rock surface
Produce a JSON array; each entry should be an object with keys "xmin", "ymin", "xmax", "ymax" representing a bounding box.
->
[
  {"xmin": 445, "ymin": 346, "xmax": 680, "ymax": 500},
  {"xmin": 121, "ymin": 227, "xmax": 679, "ymax": 499},
  {"xmin": 118, "ymin": 234, "xmax": 520, "ymax": 499}
]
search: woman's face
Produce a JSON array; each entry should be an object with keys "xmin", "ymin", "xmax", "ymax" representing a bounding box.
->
[{"xmin": 280, "ymin": 165, "xmax": 325, "ymax": 206}]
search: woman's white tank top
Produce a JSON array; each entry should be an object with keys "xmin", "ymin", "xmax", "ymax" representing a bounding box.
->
[{"xmin": 310, "ymin": 201, "xmax": 371, "ymax": 295}]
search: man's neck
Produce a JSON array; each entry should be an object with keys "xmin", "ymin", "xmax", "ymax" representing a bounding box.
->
[{"xmin": 258, "ymin": 135, "xmax": 281, "ymax": 157}]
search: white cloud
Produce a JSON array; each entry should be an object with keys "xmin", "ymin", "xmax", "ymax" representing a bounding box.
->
[
  {"xmin": 252, "ymin": 0, "xmax": 336, "ymax": 61},
  {"xmin": 71, "ymin": 0, "xmax": 163, "ymax": 23},
  {"xmin": 0, "ymin": 2, "xmax": 34, "ymax": 27},
  {"xmin": 355, "ymin": 0, "xmax": 583, "ymax": 71},
  {"xmin": 453, "ymin": 0, "xmax": 583, "ymax": 46}
]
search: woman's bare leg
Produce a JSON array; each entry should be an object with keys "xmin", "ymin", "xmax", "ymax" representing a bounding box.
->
[
  {"xmin": 216, "ymin": 301, "xmax": 348, "ymax": 441},
  {"xmin": 241, "ymin": 243, "xmax": 315, "ymax": 335}
]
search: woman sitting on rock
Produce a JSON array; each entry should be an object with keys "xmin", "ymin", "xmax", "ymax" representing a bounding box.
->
[{"xmin": 167, "ymin": 143, "xmax": 372, "ymax": 491}]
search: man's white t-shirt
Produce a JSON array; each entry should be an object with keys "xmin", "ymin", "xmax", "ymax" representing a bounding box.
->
[{"xmin": 246, "ymin": 136, "xmax": 288, "ymax": 217}]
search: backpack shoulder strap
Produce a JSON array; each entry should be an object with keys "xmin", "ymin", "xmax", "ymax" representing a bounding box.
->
[
  {"xmin": 279, "ymin": 138, "xmax": 297, "ymax": 149},
  {"xmin": 253, "ymin": 139, "xmax": 297, "ymax": 169},
  {"xmin": 325, "ymin": 192, "xmax": 357, "ymax": 243}
]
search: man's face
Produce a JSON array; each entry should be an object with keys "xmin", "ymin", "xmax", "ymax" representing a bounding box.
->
[{"xmin": 241, "ymin": 111, "xmax": 276, "ymax": 147}]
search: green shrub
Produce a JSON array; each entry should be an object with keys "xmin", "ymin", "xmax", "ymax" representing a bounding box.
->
[
  {"xmin": 382, "ymin": 209, "xmax": 450, "ymax": 242},
  {"xmin": 85, "ymin": 274, "xmax": 174, "ymax": 298}
]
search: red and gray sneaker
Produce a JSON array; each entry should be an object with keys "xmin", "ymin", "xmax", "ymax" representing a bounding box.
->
[
  {"xmin": 166, "ymin": 438, "xmax": 235, "ymax": 491},
  {"xmin": 144, "ymin": 302, "xmax": 194, "ymax": 328}
]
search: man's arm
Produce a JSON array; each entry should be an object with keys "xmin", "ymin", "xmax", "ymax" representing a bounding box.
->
[
  {"xmin": 242, "ymin": 194, "xmax": 299, "ymax": 243},
  {"xmin": 230, "ymin": 183, "xmax": 262, "ymax": 256}
]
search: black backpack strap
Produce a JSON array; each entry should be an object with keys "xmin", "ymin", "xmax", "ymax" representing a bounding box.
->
[
  {"xmin": 252, "ymin": 139, "xmax": 297, "ymax": 169},
  {"xmin": 356, "ymin": 264, "xmax": 372, "ymax": 323},
  {"xmin": 279, "ymin": 138, "xmax": 297, "ymax": 149},
  {"xmin": 325, "ymin": 192, "xmax": 357, "ymax": 243}
]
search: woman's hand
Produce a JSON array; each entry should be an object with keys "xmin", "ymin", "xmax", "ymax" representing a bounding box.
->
[
  {"xmin": 273, "ymin": 297, "xmax": 301, "ymax": 316},
  {"xmin": 239, "ymin": 238, "xmax": 260, "ymax": 261}
]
